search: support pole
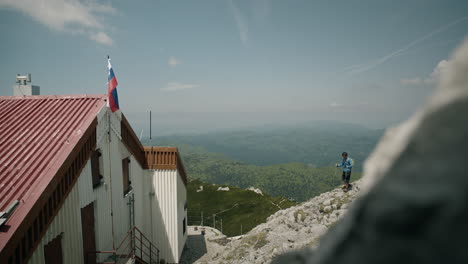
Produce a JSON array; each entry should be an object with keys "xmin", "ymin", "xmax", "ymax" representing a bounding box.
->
[
  {"xmin": 108, "ymin": 110, "xmax": 116, "ymax": 251},
  {"xmin": 149, "ymin": 110, "xmax": 152, "ymax": 140}
]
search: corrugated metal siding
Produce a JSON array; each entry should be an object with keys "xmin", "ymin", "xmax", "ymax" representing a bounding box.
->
[
  {"xmin": 28, "ymin": 181, "xmax": 84, "ymax": 264},
  {"xmin": 0, "ymin": 94, "xmax": 187, "ymax": 263},
  {"xmin": 133, "ymin": 167, "xmax": 156, "ymax": 263},
  {"xmin": 92, "ymin": 107, "xmax": 114, "ymax": 261},
  {"xmin": 149, "ymin": 169, "xmax": 180, "ymax": 263},
  {"xmin": 0, "ymin": 95, "xmax": 105, "ymax": 212},
  {"xmin": 111, "ymin": 133, "xmax": 132, "ymax": 244},
  {"xmin": 77, "ymin": 160, "xmax": 95, "ymax": 208},
  {"xmin": 92, "ymin": 109, "xmax": 134, "ymax": 261},
  {"xmin": 144, "ymin": 147, "xmax": 187, "ymax": 185},
  {"xmin": 176, "ymin": 171, "xmax": 188, "ymax": 260},
  {"xmin": 0, "ymin": 95, "xmax": 189, "ymax": 263},
  {"xmin": 0, "ymin": 95, "xmax": 106, "ymax": 262},
  {"xmin": 30, "ymin": 108, "xmax": 140, "ymax": 263}
]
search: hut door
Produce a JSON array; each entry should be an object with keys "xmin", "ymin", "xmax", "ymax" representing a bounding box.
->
[{"xmin": 81, "ymin": 202, "xmax": 97, "ymax": 264}]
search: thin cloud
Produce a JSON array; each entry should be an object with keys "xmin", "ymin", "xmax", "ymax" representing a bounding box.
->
[
  {"xmin": 161, "ymin": 82, "xmax": 200, "ymax": 92},
  {"xmin": 89, "ymin": 31, "xmax": 113, "ymax": 45},
  {"xmin": 329, "ymin": 102, "xmax": 342, "ymax": 108},
  {"xmin": 228, "ymin": 0, "xmax": 249, "ymax": 46},
  {"xmin": 0, "ymin": 0, "xmax": 116, "ymax": 45},
  {"xmin": 429, "ymin": 59, "xmax": 449, "ymax": 81},
  {"xmin": 168, "ymin": 57, "xmax": 182, "ymax": 68},
  {"xmin": 328, "ymin": 101, "xmax": 374, "ymax": 111},
  {"xmin": 400, "ymin": 78, "xmax": 425, "ymax": 85},
  {"xmin": 344, "ymin": 16, "xmax": 468, "ymax": 75},
  {"xmin": 401, "ymin": 59, "xmax": 449, "ymax": 86}
]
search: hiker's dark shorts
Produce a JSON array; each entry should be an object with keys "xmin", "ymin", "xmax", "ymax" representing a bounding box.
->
[{"xmin": 342, "ymin": 171, "xmax": 351, "ymax": 183}]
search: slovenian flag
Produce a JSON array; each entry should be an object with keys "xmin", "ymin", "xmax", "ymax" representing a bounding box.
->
[{"xmin": 107, "ymin": 56, "xmax": 120, "ymax": 112}]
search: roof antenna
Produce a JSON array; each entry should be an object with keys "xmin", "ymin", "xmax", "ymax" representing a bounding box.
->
[{"xmin": 149, "ymin": 110, "xmax": 152, "ymax": 141}]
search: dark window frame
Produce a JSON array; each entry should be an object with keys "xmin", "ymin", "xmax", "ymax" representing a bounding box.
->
[
  {"xmin": 122, "ymin": 157, "xmax": 131, "ymax": 195},
  {"xmin": 91, "ymin": 149, "xmax": 103, "ymax": 188}
]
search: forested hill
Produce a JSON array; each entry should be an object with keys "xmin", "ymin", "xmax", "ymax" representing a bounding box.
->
[
  {"xmin": 149, "ymin": 121, "xmax": 383, "ymax": 171},
  {"xmin": 142, "ymin": 122, "xmax": 381, "ymax": 201},
  {"xmin": 144, "ymin": 143, "xmax": 361, "ymax": 202}
]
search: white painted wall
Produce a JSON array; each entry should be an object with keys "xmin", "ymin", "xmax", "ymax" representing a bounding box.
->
[
  {"xmin": 29, "ymin": 181, "xmax": 85, "ymax": 264},
  {"xmin": 92, "ymin": 108, "xmax": 143, "ymax": 261},
  {"xmin": 29, "ymin": 108, "xmax": 143, "ymax": 263},
  {"xmin": 143, "ymin": 169, "xmax": 187, "ymax": 263},
  {"xmin": 176, "ymin": 171, "xmax": 188, "ymax": 260},
  {"xmin": 28, "ymin": 108, "xmax": 186, "ymax": 263}
]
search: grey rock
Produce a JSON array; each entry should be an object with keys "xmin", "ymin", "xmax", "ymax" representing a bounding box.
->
[
  {"xmin": 272, "ymin": 38, "xmax": 468, "ymax": 264},
  {"xmin": 201, "ymin": 181, "xmax": 361, "ymax": 264}
]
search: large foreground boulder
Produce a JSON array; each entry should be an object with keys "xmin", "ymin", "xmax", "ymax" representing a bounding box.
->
[{"xmin": 273, "ymin": 38, "xmax": 468, "ymax": 264}]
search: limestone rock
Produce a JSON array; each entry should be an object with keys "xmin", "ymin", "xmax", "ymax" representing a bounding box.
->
[
  {"xmin": 271, "ymin": 38, "xmax": 468, "ymax": 264},
  {"xmin": 199, "ymin": 181, "xmax": 362, "ymax": 264}
]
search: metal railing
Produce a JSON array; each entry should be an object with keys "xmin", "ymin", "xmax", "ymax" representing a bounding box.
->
[{"xmin": 89, "ymin": 226, "xmax": 160, "ymax": 264}]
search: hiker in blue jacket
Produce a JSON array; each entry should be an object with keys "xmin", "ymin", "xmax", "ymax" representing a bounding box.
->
[{"xmin": 336, "ymin": 152, "xmax": 353, "ymax": 190}]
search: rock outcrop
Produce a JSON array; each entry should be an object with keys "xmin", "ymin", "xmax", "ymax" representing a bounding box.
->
[
  {"xmin": 270, "ymin": 38, "xmax": 468, "ymax": 264},
  {"xmin": 203, "ymin": 181, "xmax": 363, "ymax": 264},
  {"xmin": 183, "ymin": 37, "xmax": 468, "ymax": 264}
]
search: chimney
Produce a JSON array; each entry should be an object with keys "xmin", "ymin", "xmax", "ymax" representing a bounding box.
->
[{"xmin": 13, "ymin": 73, "xmax": 40, "ymax": 96}]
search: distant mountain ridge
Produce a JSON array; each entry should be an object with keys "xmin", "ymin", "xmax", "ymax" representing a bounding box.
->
[
  {"xmin": 148, "ymin": 121, "xmax": 383, "ymax": 170},
  {"xmin": 140, "ymin": 143, "xmax": 361, "ymax": 202},
  {"xmin": 142, "ymin": 121, "xmax": 379, "ymax": 201}
]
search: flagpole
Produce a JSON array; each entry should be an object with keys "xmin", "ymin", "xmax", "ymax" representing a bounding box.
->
[{"xmin": 107, "ymin": 55, "xmax": 116, "ymax": 252}]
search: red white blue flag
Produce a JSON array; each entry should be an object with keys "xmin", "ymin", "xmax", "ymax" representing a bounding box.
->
[{"xmin": 107, "ymin": 56, "xmax": 120, "ymax": 112}]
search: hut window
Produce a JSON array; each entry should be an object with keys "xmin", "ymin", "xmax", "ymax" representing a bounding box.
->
[
  {"xmin": 91, "ymin": 150, "xmax": 103, "ymax": 188},
  {"xmin": 122, "ymin": 157, "xmax": 131, "ymax": 195}
]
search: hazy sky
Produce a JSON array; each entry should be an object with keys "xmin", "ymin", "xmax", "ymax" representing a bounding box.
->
[{"xmin": 1, "ymin": 0, "xmax": 467, "ymax": 134}]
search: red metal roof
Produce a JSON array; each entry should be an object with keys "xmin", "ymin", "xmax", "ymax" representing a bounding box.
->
[
  {"xmin": 0, "ymin": 95, "xmax": 106, "ymax": 255},
  {"xmin": 0, "ymin": 95, "xmax": 106, "ymax": 211}
]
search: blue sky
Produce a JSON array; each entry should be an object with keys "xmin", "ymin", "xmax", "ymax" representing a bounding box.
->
[{"xmin": 1, "ymin": 0, "xmax": 467, "ymax": 133}]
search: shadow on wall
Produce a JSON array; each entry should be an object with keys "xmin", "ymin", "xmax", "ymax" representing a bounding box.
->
[
  {"xmin": 150, "ymin": 190, "xmax": 173, "ymax": 264},
  {"xmin": 272, "ymin": 38, "xmax": 468, "ymax": 263}
]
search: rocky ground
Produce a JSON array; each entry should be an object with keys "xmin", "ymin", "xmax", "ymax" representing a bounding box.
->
[
  {"xmin": 180, "ymin": 226, "xmax": 229, "ymax": 263},
  {"xmin": 180, "ymin": 180, "xmax": 362, "ymax": 264}
]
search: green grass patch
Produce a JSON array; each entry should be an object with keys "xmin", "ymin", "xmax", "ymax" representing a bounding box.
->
[
  {"xmin": 242, "ymin": 232, "xmax": 269, "ymax": 249},
  {"xmin": 294, "ymin": 209, "xmax": 307, "ymax": 222},
  {"xmin": 187, "ymin": 179, "xmax": 296, "ymax": 237}
]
